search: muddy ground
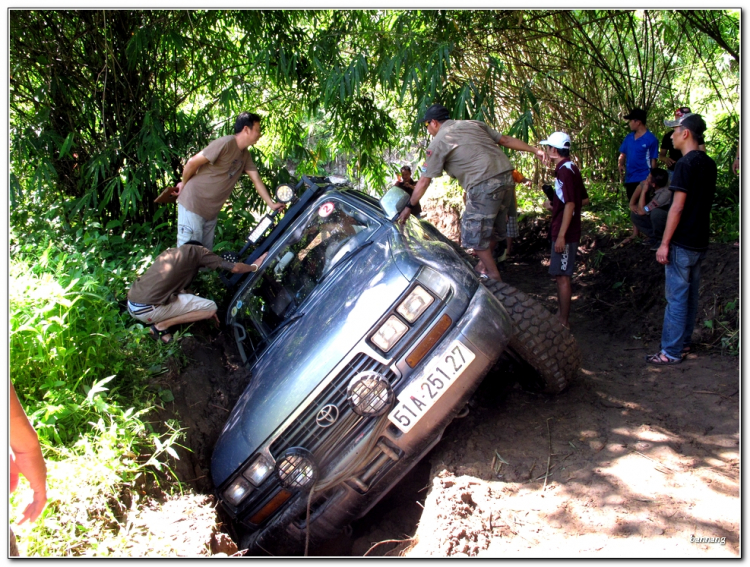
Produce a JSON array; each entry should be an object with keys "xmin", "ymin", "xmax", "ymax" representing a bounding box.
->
[{"xmin": 116, "ymin": 211, "xmax": 740, "ymax": 557}]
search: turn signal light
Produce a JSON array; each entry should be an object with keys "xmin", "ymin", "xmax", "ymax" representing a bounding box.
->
[
  {"xmin": 249, "ymin": 489, "xmax": 293, "ymax": 525},
  {"xmin": 405, "ymin": 314, "xmax": 452, "ymax": 368}
]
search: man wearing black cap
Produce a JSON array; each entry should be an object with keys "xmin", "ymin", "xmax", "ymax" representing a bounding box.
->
[
  {"xmin": 618, "ymin": 108, "xmax": 660, "ymax": 245},
  {"xmin": 658, "ymin": 106, "xmax": 706, "ymax": 183},
  {"xmin": 398, "ymin": 104, "xmax": 546, "ymax": 282},
  {"xmin": 647, "ymin": 113, "xmax": 716, "ymax": 365}
]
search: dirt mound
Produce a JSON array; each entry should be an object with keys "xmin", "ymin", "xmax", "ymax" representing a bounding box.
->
[
  {"xmin": 148, "ymin": 330, "xmax": 252, "ymax": 494},
  {"xmin": 101, "ymin": 493, "xmax": 237, "ymax": 557}
]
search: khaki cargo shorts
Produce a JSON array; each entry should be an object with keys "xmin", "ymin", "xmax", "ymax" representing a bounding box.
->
[
  {"xmin": 461, "ymin": 171, "xmax": 515, "ymax": 250},
  {"xmin": 127, "ymin": 294, "xmax": 217, "ymax": 325}
]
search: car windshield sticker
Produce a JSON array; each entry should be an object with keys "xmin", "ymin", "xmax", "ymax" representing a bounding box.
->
[{"xmin": 318, "ymin": 202, "xmax": 335, "ymax": 218}]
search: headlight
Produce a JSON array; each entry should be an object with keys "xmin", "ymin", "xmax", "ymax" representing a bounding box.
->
[
  {"xmin": 276, "ymin": 448, "xmax": 317, "ymax": 490},
  {"xmin": 417, "ymin": 267, "xmax": 451, "ymax": 299},
  {"xmin": 397, "ymin": 285, "xmax": 434, "ymax": 323},
  {"xmin": 224, "ymin": 476, "xmax": 253, "ymax": 507},
  {"xmin": 242, "ymin": 454, "xmax": 274, "ymax": 486},
  {"xmin": 275, "ymin": 183, "xmax": 295, "ymax": 203},
  {"xmin": 371, "ymin": 315, "xmax": 408, "ymax": 352},
  {"xmin": 347, "ymin": 372, "xmax": 393, "ymax": 416}
]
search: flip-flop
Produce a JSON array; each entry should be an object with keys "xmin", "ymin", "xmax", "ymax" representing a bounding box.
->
[
  {"xmin": 149, "ymin": 324, "xmax": 173, "ymax": 344},
  {"xmin": 645, "ymin": 352, "xmax": 682, "ymax": 365}
]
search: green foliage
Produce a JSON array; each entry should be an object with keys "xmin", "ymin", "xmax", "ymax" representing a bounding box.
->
[
  {"xmin": 9, "ymin": 212, "xmax": 197, "ymax": 555},
  {"xmin": 10, "ymin": 9, "xmax": 739, "ymax": 226}
]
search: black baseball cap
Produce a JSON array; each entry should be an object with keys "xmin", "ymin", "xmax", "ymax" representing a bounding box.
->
[
  {"xmin": 665, "ymin": 113, "xmax": 707, "ymax": 140},
  {"xmin": 624, "ymin": 108, "xmax": 647, "ymax": 123},
  {"xmin": 421, "ymin": 104, "xmax": 451, "ymax": 123}
]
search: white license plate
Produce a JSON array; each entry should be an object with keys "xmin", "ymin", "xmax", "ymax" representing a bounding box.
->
[{"xmin": 387, "ymin": 339, "xmax": 475, "ymax": 434}]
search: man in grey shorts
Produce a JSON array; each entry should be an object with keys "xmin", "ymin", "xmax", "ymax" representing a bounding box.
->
[
  {"xmin": 173, "ymin": 112, "xmax": 286, "ymax": 250},
  {"xmin": 127, "ymin": 241, "xmax": 266, "ymax": 343},
  {"xmin": 398, "ymin": 104, "xmax": 546, "ymax": 282}
]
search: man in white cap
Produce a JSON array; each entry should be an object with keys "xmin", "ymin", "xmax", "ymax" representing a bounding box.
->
[
  {"xmin": 540, "ymin": 132, "xmax": 587, "ymax": 329},
  {"xmin": 398, "ymin": 103, "xmax": 546, "ymax": 282}
]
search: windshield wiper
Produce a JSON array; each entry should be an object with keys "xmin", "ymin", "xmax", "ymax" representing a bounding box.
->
[
  {"xmin": 268, "ymin": 312, "xmax": 305, "ymax": 340},
  {"xmin": 320, "ymin": 239, "xmax": 374, "ymax": 283}
]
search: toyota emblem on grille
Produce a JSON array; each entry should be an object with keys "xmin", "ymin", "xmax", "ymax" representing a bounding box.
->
[{"xmin": 316, "ymin": 404, "xmax": 339, "ymax": 428}]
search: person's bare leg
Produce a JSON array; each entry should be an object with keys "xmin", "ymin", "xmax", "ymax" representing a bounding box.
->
[
  {"xmin": 152, "ymin": 309, "xmax": 217, "ymax": 342},
  {"xmin": 555, "ymin": 275, "xmax": 571, "ymax": 328},
  {"xmin": 506, "ymin": 236, "xmax": 513, "ymax": 256},
  {"xmin": 475, "ymin": 248, "xmax": 502, "ymax": 281}
]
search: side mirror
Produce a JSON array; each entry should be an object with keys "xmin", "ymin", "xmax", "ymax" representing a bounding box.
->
[{"xmin": 380, "ymin": 186, "xmax": 410, "ymax": 220}]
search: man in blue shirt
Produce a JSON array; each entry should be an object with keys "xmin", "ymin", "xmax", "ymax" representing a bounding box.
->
[{"xmin": 618, "ymin": 108, "xmax": 659, "ymax": 245}]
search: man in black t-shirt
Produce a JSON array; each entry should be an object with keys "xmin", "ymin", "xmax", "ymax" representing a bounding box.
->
[
  {"xmin": 647, "ymin": 113, "xmax": 717, "ymax": 365},
  {"xmin": 395, "ymin": 165, "xmax": 422, "ymax": 217}
]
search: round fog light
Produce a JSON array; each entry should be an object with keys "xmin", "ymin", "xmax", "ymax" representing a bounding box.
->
[
  {"xmin": 275, "ymin": 183, "xmax": 296, "ymax": 203},
  {"xmin": 347, "ymin": 372, "xmax": 393, "ymax": 417},
  {"xmin": 276, "ymin": 448, "xmax": 316, "ymax": 490}
]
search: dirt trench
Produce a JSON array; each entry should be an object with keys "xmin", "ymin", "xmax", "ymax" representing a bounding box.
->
[{"xmin": 121, "ymin": 212, "xmax": 739, "ymax": 557}]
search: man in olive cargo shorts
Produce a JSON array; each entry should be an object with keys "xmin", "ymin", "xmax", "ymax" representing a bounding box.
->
[{"xmin": 398, "ymin": 104, "xmax": 546, "ymax": 282}]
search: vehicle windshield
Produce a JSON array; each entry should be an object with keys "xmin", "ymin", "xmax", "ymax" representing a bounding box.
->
[{"xmin": 231, "ymin": 198, "xmax": 380, "ymax": 355}]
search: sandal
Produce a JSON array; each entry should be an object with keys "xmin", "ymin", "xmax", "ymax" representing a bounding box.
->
[
  {"xmin": 645, "ymin": 352, "xmax": 682, "ymax": 365},
  {"xmin": 149, "ymin": 324, "xmax": 173, "ymax": 344}
]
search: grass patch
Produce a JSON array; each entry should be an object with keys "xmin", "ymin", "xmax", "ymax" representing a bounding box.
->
[{"xmin": 10, "ymin": 218, "xmax": 188, "ymax": 556}]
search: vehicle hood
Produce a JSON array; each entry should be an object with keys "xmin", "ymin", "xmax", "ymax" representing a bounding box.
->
[{"xmin": 212, "ymin": 230, "xmax": 411, "ymax": 486}]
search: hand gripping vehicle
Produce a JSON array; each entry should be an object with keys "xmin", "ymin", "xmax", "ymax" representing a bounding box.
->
[{"xmin": 211, "ymin": 176, "xmax": 580, "ymax": 554}]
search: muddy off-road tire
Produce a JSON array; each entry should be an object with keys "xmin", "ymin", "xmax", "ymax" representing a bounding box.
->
[
  {"xmin": 419, "ymin": 220, "xmax": 580, "ymax": 393},
  {"xmin": 484, "ymin": 279, "xmax": 580, "ymax": 394}
]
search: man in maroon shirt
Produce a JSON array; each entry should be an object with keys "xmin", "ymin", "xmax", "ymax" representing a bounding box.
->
[{"xmin": 540, "ymin": 132, "xmax": 586, "ymax": 329}]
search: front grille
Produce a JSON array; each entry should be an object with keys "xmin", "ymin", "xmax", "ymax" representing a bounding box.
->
[{"xmin": 269, "ymin": 353, "xmax": 398, "ymax": 460}]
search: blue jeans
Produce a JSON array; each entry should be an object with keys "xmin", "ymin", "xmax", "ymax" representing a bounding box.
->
[{"xmin": 661, "ymin": 245, "xmax": 706, "ymax": 359}]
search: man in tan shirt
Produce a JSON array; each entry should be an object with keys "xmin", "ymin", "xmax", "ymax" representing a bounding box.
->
[
  {"xmin": 127, "ymin": 241, "xmax": 266, "ymax": 343},
  {"xmin": 174, "ymin": 112, "xmax": 286, "ymax": 250},
  {"xmin": 398, "ymin": 104, "xmax": 546, "ymax": 282}
]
